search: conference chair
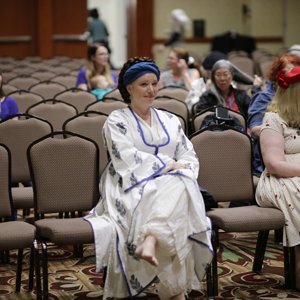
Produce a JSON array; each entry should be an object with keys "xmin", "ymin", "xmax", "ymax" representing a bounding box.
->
[
  {"xmin": 156, "ymin": 85, "xmax": 189, "ymax": 102},
  {"xmin": 29, "ymin": 80, "xmax": 67, "ymax": 99},
  {"xmin": 0, "ymin": 114, "xmax": 53, "ymax": 212},
  {"xmin": 85, "ymin": 99, "xmax": 128, "ymax": 115},
  {"xmin": 30, "ymin": 70, "xmax": 56, "ymax": 81},
  {"xmin": 0, "ymin": 143, "xmax": 38, "ymax": 297},
  {"xmin": 50, "ymin": 74, "xmax": 77, "ymax": 89},
  {"xmin": 63, "ymin": 111, "xmax": 109, "ymax": 174},
  {"xmin": 189, "ymin": 125, "xmax": 287, "ymax": 297},
  {"xmin": 54, "ymin": 87, "xmax": 97, "ymax": 113},
  {"xmin": 26, "ymin": 99, "xmax": 78, "ymax": 132},
  {"xmin": 2, "ymin": 83, "xmax": 18, "ymax": 95},
  {"xmin": 7, "ymin": 89, "xmax": 44, "ymax": 113},
  {"xmin": 7, "ymin": 75, "xmax": 40, "ymax": 90},
  {"xmin": 28, "ymin": 131, "xmax": 100, "ymax": 300},
  {"xmin": 153, "ymin": 97, "xmax": 189, "ymax": 133},
  {"xmin": 102, "ymin": 88, "xmax": 123, "ymax": 101}
]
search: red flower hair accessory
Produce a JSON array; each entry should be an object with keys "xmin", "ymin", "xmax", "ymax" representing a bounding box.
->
[{"xmin": 276, "ymin": 66, "xmax": 300, "ymax": 89}]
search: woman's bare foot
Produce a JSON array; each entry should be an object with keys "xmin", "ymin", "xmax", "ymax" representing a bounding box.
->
[
  {"xmin": 135, "ymin": 235, "xmax": 159, "ymax": 266},
  {"xmin": 170, "ymin": 292, "xmax": 185, "ymax": 300}
]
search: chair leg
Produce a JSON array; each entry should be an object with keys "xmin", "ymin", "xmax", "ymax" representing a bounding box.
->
[
  {"xmin": 28, "ymin": 245, "xmax": 35, "ymax": 291},
  {"xmin": 15, "ymin": 248, "xmax": 24, "ymax": 292},
  {"xmin": 284, "ymin": 246, "xmax": 295, "ymax": 290},
  {"xmin": 34, "ymin": 240, "xmax": 43, "ymax": 300},
  {"xmin": 41, "ymin": 241, "xmax": 49, "ymax": 300},
  {"xmin": 252, "ymin": 230, "xmax": 269, "ymax": 272},
  {"xmin": 206, "ymin": 228, "xmax": 218, "ymax": 297},
  {"xmin": 274, "ymin": 228, "xmax": 283, "ymax": 244}
]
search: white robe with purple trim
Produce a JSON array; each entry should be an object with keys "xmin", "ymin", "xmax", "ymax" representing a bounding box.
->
[{"xmin": 85, "ymin": 107, "xmax": 213, "ymax": 299}]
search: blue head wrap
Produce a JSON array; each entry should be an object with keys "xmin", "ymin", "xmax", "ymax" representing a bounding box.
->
[{"xmin": 123, "ymin": 62, "xmax": 160, "ymax": 86}]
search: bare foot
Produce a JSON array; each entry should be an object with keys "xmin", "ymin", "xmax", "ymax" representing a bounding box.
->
[
  {"xmin": 135, "ymin": 235, "xmax": 159, "ymax": 266},
  {"xmin": 170, "ymin": 292, "xmax": 185, "ymax": 300}
]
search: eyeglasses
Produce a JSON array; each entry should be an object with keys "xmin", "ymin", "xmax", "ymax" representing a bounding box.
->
[{"xmin": 215, "ymin": 72, "xmax": 231, "ymax": 79}]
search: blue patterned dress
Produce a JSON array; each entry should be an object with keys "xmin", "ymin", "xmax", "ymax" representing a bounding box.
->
[{"xmin": 85, "ymin": 107, "xmax": 212, "ymax": 298}]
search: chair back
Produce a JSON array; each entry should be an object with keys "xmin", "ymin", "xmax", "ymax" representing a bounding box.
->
[
  {"xmin": 28, "ymin": 131, "xmax": 100, "ymax": 216},
  {"xmin": 55, "ymin": 88, "xmax": 97, "ymax": 113},
  {"xmin": 102, "ymin": 88, "xmax": 123, "ymax": 101},
  {"xmin": 2, "ymin": 83, "xmax": 18, "ymax": 94},
  {"xmin": 0, "ymin": 114, "xmax": 53, "ymax": 183},
  {"xmin": 229, "ymin": 56, "xmax": 255, "ymax": 77},
  {"xmin": 190, "ymin": 126, "xmax": 254, "ymax": 203},
  {"xmin": 153, "ymin": 97, "xmax": 189, "ymax": 129},
  {"xmin": 85, "ymin": 99, "xmax": 127, "ymax": 115},
  {"xmin": 156, "ymin": 86, "xmax": 189, "ymax": 102},
  {"xmin": 7, "ymin": 75, "xmax": 40, "ymax": 90},
  {"xmin": 7, "ymin": 89, "xmax": 44, "ymax": 113},
  {"xmin": 30, "ymin": 70, "xmax": 56, "ymax": 81},
  {"xmin": 50, "ymin": 74, "xmax": 77, "ymax": 89},
  {"xmin": 26, "ymin": 99, "xmax": 78, "ymax": 132},
  {"xmin": 191, "ymin": 106, "xmax": 246, "ymax": 133},
  {"xmin": 63, "ymin": 111, "xmax": 108, "ymax": 174},
  {"xmin": 0, "ymin": 144, "xmax": 13, "ymax": 218},
  {"xmin": 29, "ymin": 80, "xmax": 67, "ymax": 99}
]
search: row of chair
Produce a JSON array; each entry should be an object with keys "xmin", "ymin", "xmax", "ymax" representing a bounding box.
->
[
  {"xmin": 0, "ymin": 131, "xmax": 100, "ymax": 299},
  {"xmin": 1, "ymin": 121, "xmax": 295, "ymax": 299}
]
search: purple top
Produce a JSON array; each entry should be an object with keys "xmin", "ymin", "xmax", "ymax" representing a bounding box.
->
[
  {"xmin": 76, "ymin": 68, "xmax": 118, "ymax": 90},
  {"xmin": 0, "ymin": 97, "xmax": 19, "ymax": 121}
]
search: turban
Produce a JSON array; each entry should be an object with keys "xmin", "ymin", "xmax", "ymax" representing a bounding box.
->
[
  {"xmin": 123, "ymin": 62, "xmax": 160, "ymax": 86},
  {"xmin": 277, "ymin": 66, "xmax": 300, "ymax": 89}
]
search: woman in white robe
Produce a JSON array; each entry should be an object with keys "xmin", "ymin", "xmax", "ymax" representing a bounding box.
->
[{"xmin": 85, "ymin": 57, "xmax": 212, "ymax": 299}]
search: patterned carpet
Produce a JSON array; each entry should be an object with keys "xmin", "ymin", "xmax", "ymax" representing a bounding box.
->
[{"xmin": 1, "ymin": 231, "xmax": 300, "ymax": 300}]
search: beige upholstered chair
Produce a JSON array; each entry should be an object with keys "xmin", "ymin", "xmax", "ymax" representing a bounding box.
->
[
  {"xmin": 7, "ymin": 75, "xmax": 40, "ymax": 90},
  {"xmin": 0, "ymin": 143, "xmax": 37, "ymax": 296},
  {"xmin": 190, "ymin": 126, "xmax": 288, "ymax": 296},
  {"xmin": 0, "ymin": 114, "xmax": 53, "ymax": 211},
  {"xmin": 30, "ymin": 70, "xmax": 56, "ymax": 81},
  {"xmin": 156, "ymin": 86, "xmax": 189, "ymax": 102},
  {"xmin": 153, "ymin": 97, "xmax": 189, "ymax": 133},
  {"xmin": 50, "ymin": 74, "xmax": 77, "ymax": 89},
  {"xmin": 29, "ymin": 80, "xmax": 67, "ymax": 99},
  {"xmin": 63, "ymin": 111, "xmax": 109, "ymax": 174},
  {"xmin": 85, "ymin": 99, "xmax": 128, "ymax": 115},
  {"xmin": 191, "ymin": 106, "xmax": 246, "ymax": 133},
  {"xmin": 55, "ymin": 87, "xmax": 97, "ymax": 113},
  {"xmin": 2, "ymin": 83, "xmax": 18, "ymax": 94},
  {"xmin": 7, "ymin": 90, "xmax": 44, "ymax": 113},
  {"xmin": 102, "ymin": 88, "xmax": 124, "ymax": 101},
  {"xmin": 26, "ymin": 99, "xmax": 78, "ymax": 132},
  {"xmin": 28, "ymin": 131, "xmax": 100, "ymax": 299}
]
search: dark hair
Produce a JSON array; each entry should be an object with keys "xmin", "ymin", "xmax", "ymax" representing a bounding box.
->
[
  {"xmin": 118, "ymin": 57, "xmax": 156, "ymax": 103},
  {"xmin": 0, "ymin": 72, "xmax": 5, "ymax": 98},
  {"xmin": 89, "ymin": 8, "xmax": 99, "ymax": 19},
  {"xmin": 87, "ymin": 43, "xmax": 108, "ymax": 61},
  {"xmin": 268, "ymin": 53, "xmax": 300, "ymax": 81}
]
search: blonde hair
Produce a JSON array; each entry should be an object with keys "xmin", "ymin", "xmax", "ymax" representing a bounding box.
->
[{"xmin": 268, "ymin": 82, "xmax": 300, "ymax": 127}]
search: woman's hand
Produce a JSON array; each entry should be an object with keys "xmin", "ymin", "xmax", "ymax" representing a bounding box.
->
[{"xmin": 169, "ymin": 161, "xmax": 187, "ymax": 170}]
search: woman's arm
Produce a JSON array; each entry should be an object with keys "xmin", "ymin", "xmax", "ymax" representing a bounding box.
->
[{"xmin": 261, "ymin": 129, "xmax": 300, "ymax": 177}]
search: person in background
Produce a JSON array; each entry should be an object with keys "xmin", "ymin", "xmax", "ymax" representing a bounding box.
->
[
  {"xmin": 85, "ymin": 57, "xmax": 212, "ymax": 299},
  {"xmin": 164, "ymin": 9, "xmax": 190, "ymax": 48},
  {"xmin": 90, "ymin": 74, "xmax": 113, "ymax": 100},
  {"xmin": 159, "ymin": 47, "xmax": 200, "ymax": 90},
  {"xmin": 76, "ymin": 43, "xmax": 118, "ymax": 92},
  {"xmin": 194, "ymin": 59, "xmax": 253, "ymax": 119},
  {"xmin": 88, "ymin": 8, "xmax": 110, "ymax": 51},
  {"xmin": 255, "ymin": 64, "xmax": 300, "ymax": 289},
  {"xmin": 0, "ymin": 72, "xmax": 18, "ymax": 121},
  {"xmin": 248, "ymin": 53, "xmax": 300, "ymax": 174}
]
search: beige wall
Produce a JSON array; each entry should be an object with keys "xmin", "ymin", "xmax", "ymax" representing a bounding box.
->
[{"xmin": 153, "ymin": 0, "xmax": 299, "ymax": 67}]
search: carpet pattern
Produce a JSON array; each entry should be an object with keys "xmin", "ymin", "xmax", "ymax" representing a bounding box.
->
[{"xmin": 1, "ymin": 232, "xmax": 300, "ymax": 300}]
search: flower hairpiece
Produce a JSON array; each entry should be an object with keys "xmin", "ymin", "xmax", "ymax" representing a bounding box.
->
[{"xmin": 276, "ymin": 66, "xmax": 300, "ymax": 89}]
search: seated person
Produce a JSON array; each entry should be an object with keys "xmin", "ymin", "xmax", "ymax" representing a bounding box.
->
[
  {"xmin": 0, "ymin": 72, "xmax": 19, "ymax": 121},
  {"xmin": 256, "ymin": 65, "xmax": 300, "ymax": 289},
  {"xmin": 76, "ymin": 43, "xmax": 118, "ymax": 92},
  {"xmin": 248, "ymin": 53, "xmax": 300, "ymax": 175},
  {"xmin": 85, "ymin": 57, "xmax": 212, "ymax": 299},
  {"xmin": 194, "ymin": 59, "xmax": 252, "ymax": 120},
  {"xmin": 90, "ymin": 74, "xmax": 113, "ymax": 100},
  {"xmin": 158, "ymin": 47, "xmax": 200, "ymax": 90}
]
